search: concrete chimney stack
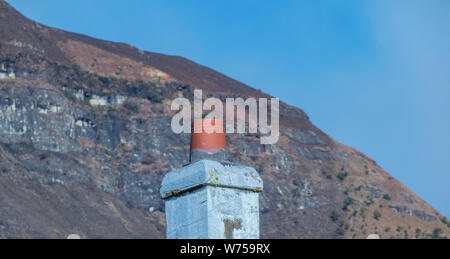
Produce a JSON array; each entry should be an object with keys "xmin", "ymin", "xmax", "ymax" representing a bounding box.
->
[{"xmin": 160, "ymin": 119, "xmax": 263, "ymax": 239}]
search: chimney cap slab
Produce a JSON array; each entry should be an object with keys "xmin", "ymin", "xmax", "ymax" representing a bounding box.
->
[{"xmin": 160, "ymin": 159, "xmax": 263, "ymax": 199}]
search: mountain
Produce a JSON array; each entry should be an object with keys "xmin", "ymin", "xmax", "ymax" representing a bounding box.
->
[{"xmin": 0, "ymin": 0, "xmax": 448, "ymax": 239}]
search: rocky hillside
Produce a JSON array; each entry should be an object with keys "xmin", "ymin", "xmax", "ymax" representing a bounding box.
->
[{"xmin": 0, "ymin": 0, "xmax": 448, "ymax": 239}]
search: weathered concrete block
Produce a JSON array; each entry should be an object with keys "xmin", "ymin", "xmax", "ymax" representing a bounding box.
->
[{"xmin": 160, "ymin": 159, "xmax": 263, "ymax": 239}]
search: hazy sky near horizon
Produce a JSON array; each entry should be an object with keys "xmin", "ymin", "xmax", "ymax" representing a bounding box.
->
[{"xmin": 7, "ymin": 0, "xmax": 450, "ymax": 217}]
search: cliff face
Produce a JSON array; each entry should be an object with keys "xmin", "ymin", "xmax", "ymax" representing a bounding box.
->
[{"xmin": 0, "ymin": 0, "xmax": 448, "ymax": 239}]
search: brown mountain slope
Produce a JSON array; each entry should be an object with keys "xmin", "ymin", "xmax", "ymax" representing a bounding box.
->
[{"xmin": 0, "ymin": 0, "xmax": 448, "ymax": 239}]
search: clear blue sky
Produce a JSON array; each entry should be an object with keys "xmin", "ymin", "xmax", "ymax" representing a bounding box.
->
[{"xmin": 7, "ymin": 0, "xmax": 450, "ymax": 217}]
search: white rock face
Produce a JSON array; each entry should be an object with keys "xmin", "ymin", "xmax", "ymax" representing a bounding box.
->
[
  {"xmin": 89, "ymin": 94, "xmax": 127, "ymax": 106},
  {"xmin": 0, "ymin": 72, "xmax": 15, "ymax": 79}
]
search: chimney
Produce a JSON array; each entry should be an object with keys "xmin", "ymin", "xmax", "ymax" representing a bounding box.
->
[
  {"xmin": 190, "ymin": 119, "xmax": 227, "ymax": 163},
  {"xmin": 160, "ymin": 119, "xmax": 263, "ymax": 239}
]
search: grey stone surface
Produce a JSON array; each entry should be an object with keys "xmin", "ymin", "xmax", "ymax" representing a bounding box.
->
[
  {"xmin": 160, "ymin": 159, "xmax": 263, "ymax": 199},
  {"xmin": 161, "ymin": 160, "xmax": 262, "ymax": 239}
]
